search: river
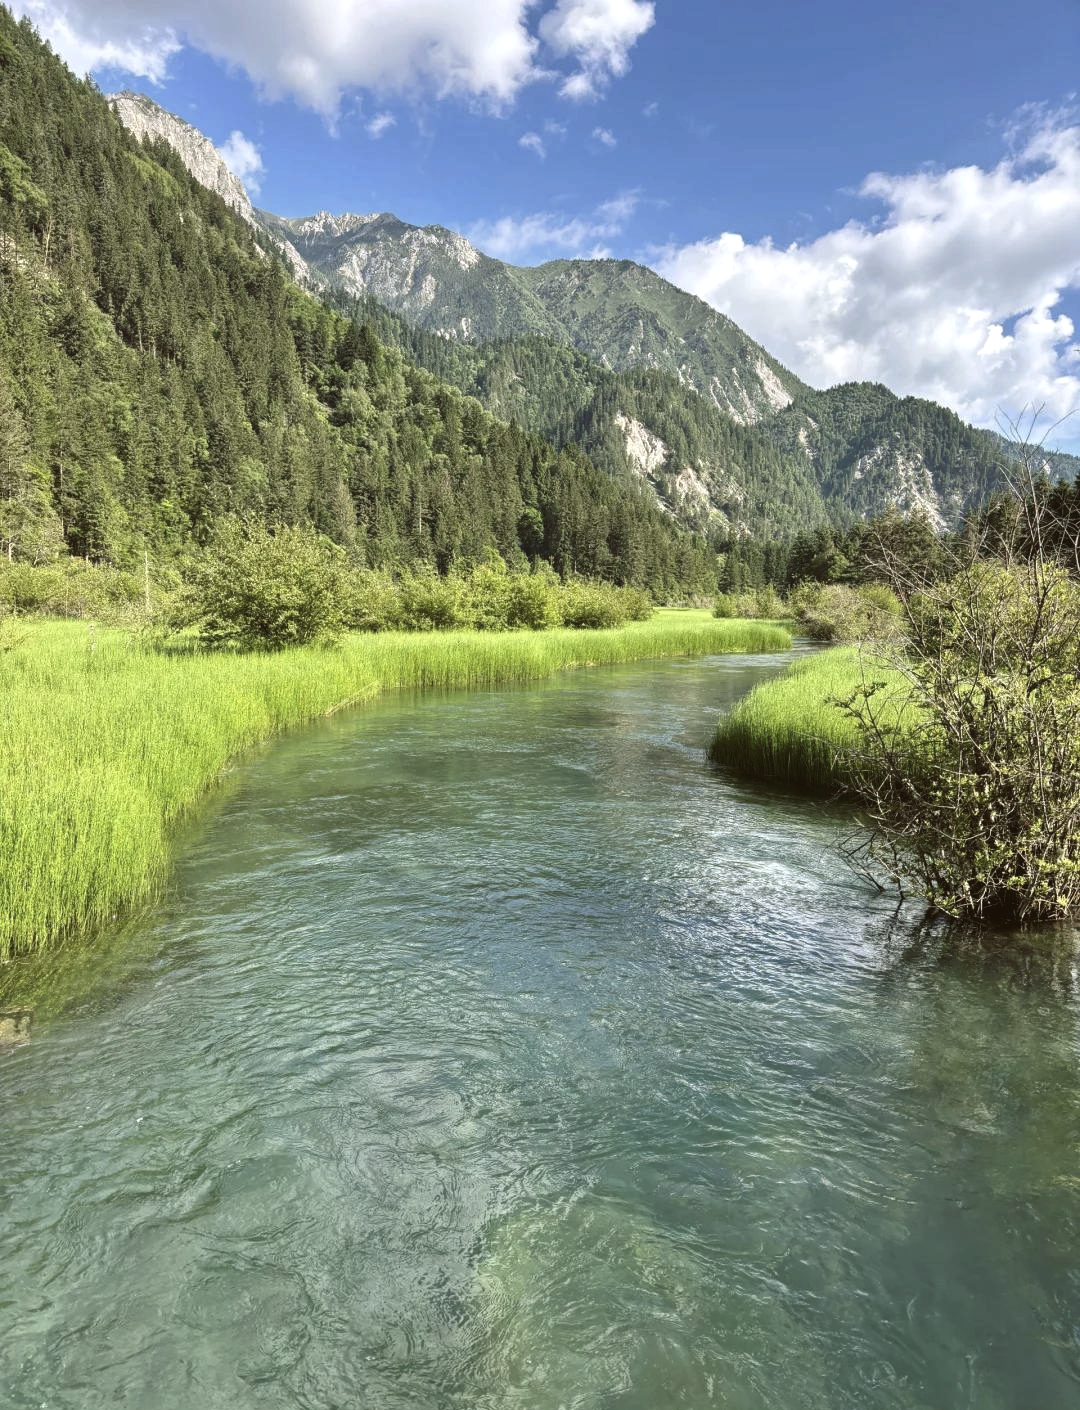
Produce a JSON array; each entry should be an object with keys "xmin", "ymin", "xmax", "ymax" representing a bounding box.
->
[{"xmin": 2, "ymin": 650, "xmax": 1079, "ymax": 1409}]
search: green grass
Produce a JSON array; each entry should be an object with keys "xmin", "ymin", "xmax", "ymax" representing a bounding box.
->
[
  {"xmin": 708, "ymin": 647, "xmax": 905, "ymax": 793},
  {"xmin": 0, "ymin": 612, "xmax": 790, "ymax": 962}
]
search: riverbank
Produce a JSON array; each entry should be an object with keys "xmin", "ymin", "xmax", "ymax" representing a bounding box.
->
[
  {"xmin": 708, "ymin": 646, "xmax": 904, "ymax": 792},
  {"xmin": 1, "ymin": 611, "xmax": 790, "ymax": 962}
]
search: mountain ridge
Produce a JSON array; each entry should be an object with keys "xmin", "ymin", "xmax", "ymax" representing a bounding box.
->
[{"xmin": 105, "ymin": 91, "xmax": 1080, "ymax": 539}]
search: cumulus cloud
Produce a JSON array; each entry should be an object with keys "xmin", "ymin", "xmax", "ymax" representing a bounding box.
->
[
  {"xmin": 592, "ymin": 125, "xmax": 616, "ymax": 147},
  {"xmin": 16, "ymin": 0, "xmax": 179, "ymax": 82},
  {"xmin": 519, "ymin": 130, "xmax": 546, "ymax": 158},
  {"xmin": 469, "ymin": 188, "xmax": 639, "ymax": 261},
  {"xmin": 540, "ymin": 0, "xmax": 654, "ymax": 100},
  {"xmin": 217, "ymin": 129, "xmax": 264, "ymax": 192},
  {"xmin": 12, "ymin": 0, "xmax": 653, "ymax": 116},
  {"xmin": 652, "ymin": 118, "xmax": 1080, "ymax": 436},
  {"xmin": 365, "ymin": 112, "xmax": 396, "ymax": 138}
]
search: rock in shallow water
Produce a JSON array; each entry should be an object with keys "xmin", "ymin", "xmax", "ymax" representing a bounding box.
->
[{"xmin": 0, "ymin": 1007, "xmax": 32, "ymax": 1051}]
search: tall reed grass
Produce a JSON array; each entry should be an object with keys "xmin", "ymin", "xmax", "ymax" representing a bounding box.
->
[
  {"xmin": 1, "ymin": 612, "xmax": 789, "ymax": 961},
  {"xmin": 708, "ymin": 647, "xmax": 904, "ymax": 792}
]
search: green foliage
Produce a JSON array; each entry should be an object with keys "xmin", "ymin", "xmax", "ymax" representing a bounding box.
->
[
  {"xmin": 841, "ymin": 561, "xmax": 1080, "ymax": 922},
  {"xmin": 708, "ymin": 647, "xmax": 906, "ymax": 793},
  {"xmin": 713, "ymin": 586, "xmax": 784, "ymax": 620},
  {"xmin": 0, "ymin": 612, "xmax": 791, "ymax": 961},
  {"xmin": 343, "ymin": 561, "xmax": 653, "ymax": 633},
  {"xmin": 173, "ymin": 518, "xmax": 348, "ymax": 650},
  {"xmin": 0, "ymin": 555, "xmax": 148, "ymax": 621},
  {"xmin": 789, "ymin": 582, "xmax": 902, "ymax": 643},
  {"xmin": 709, "ymin": 649, "xmax": 883, "ymax": 791},
  {"xmin": 0, "ymin": 9, "xmax": 715, "ymax": 598}
]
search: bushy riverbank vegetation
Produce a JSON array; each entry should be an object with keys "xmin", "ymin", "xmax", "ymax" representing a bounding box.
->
[
  {"xmin": 712, "ymin": 478, "xmax": 1080, "ymax": 923},
  {"xmin": 0, "ymin": 612, "xmax": 790, "ymax": 962}
]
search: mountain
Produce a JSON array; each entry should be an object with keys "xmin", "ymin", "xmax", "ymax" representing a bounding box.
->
[
  {"xmin": 102, "ymin": 87, "xmax": 1080, "ymax": 542},
  {"xmin": 264, "ymin": 209, "xmax": 806, "ymax": 427},
  {"xmin": 0, "ymin": 9, "xmax": 717, "ymax": 595},
  {"xmin": 106, "ymin": 92, "xmax": 310, "ymax": 280},
  {"xmin": 107, "ymin": 91, "xmax": 255, "ymax": 223}
]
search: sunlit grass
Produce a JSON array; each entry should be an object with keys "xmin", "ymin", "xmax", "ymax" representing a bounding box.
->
[
  {"xmin": 1, "ymin": 613, "xmax": 790, "ymax": 961},
  {"xmin": 708, "ymin": 647, "xmax": 905, "ymax": 792}
]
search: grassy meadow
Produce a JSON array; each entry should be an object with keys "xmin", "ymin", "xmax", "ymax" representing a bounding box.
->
[
  {"xmin": 708, "ymin": 647, "xmax": 906, "ymax": 793},
  {"xmin": 1, "ymin": 611, "xmax": 790, "ymax": 962}
]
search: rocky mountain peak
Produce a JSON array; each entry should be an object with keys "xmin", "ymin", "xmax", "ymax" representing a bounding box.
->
[{"xmin": 107, "ymin": 91, "xmax": 255, "ymax": 224}]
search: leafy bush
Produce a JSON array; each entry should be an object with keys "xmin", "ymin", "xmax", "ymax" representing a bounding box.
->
[
  {"xmin": 790, "ymin": 582, "xmax": 901, "ymax": 643},
  {"xmin": 173, "ymin": 518, "xmax": 348, "ymax": 650},
  {"xmin": 0, "ymin": 558, "xmax": 151, "ymax": 622},
  {"xmin": 344, "ymin": 562, "xmax": 651, "ymax": 633},
  {"xmin": 842, "ymin": 561, "xmax": 1080, "ymax": 922},
  {"xmin": 558, "ymin": 580, "xmax": 632, "ymax": 629},
  {"xmin": 344, "ymin": 569, "xmax": 404, "ymax": 633},
  {"xmin": 713, "ymin": 586, "xmax": 783, "ymax": 620},
  {"xmin": 395, "ymin": 571, "xmax": 470, "ymax": 632}
]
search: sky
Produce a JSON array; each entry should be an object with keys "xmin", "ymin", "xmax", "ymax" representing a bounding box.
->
[{"xmin": 11, "ymin": 0, "xmax": 1080, "ymax": 448}]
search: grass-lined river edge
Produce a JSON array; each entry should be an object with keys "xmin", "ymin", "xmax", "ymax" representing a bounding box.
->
[
  {"xmin": 5, "ymin": 646, "xmax": 1079, "ymax": 1409},
  {"xmin": 0, "ymin": 610, "xmax": 789, "ymax": 966}
]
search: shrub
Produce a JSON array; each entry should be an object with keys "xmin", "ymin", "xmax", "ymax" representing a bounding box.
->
[
  {"xmin": 790, "ymin": 582, "xmax": 901, "ymax": 643},
  {"xmin": 173, "ymin": 518, "xmax": 348, "ymax": 650},
  {"xmin": 558, "ymin": 580, "xmax": 629, "ymax": 629},
  {"xmin": 396, "ymin": 570, "xmax": 469, "ymax": 632},
  {"xmin": 503, "ymin": 569, "xmax": 563, "ymax": 630},
  {"xmin": 345, "ymin": 570, "xmax": 403, "ymax": 632},
  {"xmin": 713, "ymin": 589, "xmax": 778, "ymax": 620},
  {"xmin": 0, "ymin": 558, "xmax": 152, "ymax": 623},
  {"xmin": 841, "ymin": 560, "xmax": 1080, "ymax": 922}
]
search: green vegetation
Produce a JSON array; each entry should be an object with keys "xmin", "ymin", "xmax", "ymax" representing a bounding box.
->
[
  {"xmin": 0, "ymin": 8, "xmax": 716, "ymax": 597},
  {"xmin": 171, "ymin": 517, "xmax": 351, "ymax": 649},
  {"xmin": 708, "ymin": 649, "xmax": 881, "ymax": 792},
  {"xmin": 712, "ymin": 468, "xmax": 1080, "ymax": 924},
  {"xmin": 840, "ymin": 559, "xmax": 1080, "ymax": 922},
  {"xmin": 0, "ymin": 611, "xmax": 790, "ymax": 962}
]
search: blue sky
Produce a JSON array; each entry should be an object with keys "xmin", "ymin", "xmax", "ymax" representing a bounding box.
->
[{"xmin": 13, "ymin": 0, "xmax": 1080, "ymax": 446}]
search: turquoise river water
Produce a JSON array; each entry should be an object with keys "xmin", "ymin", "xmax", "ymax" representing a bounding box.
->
[{"xmin": 2, "ymin": 650, "xmax": 1080, "ymax": 1409}]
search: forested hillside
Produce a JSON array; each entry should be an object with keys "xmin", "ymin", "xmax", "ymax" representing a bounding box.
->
[
  {"xmin": 0, "ymin": 7, "xmax": 716, "ymax": 595},
  {"xmin": 331, "ymin": 293, "xmax": 831, "ymax": 540},
  {"xmin": 104, "ymin": 88, "xmax": 1080, "ymax": 548}
]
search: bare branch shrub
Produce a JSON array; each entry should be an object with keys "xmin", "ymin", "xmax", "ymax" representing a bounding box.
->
[{"xmin": 839, "ymin": 411, "xmax": 1080, "ymax": 922}]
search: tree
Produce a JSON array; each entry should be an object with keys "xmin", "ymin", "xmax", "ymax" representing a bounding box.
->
[{"xmin": 0, "ymin": 372, "xmax": 63, "ymax": 563}]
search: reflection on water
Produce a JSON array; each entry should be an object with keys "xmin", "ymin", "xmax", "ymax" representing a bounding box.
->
[{"xmin": 2, "ymin": 654, "xmax": 1079, "ymax": 1409}]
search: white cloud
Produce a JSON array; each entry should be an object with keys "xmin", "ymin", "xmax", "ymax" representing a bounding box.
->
[
  {"xmin": 642, "ymin": 99, "xmax": 658, "ymax": 117},
  {"xmin": 519, "ymin": 130, "xmax": 546, "ymax": 158},
  {"xmin": 595, "ymin": 189, "xmax": 639, "ymax": 221},
  {"xmin": 469, "ymin": 188, "xmax": 638, "ymax": 261},
  {"xmin": 16, "ymin": 0, "xmax": 179, "ymax": 81},
  {"xmin": 366, "ymin": 111, "xmax": 396, "ymax": 138},
  {"xmin": 12, "ymin": 0, "xmax": 539, "ymax": 114},
  {"xmin": 216, "ymin": 129, "xmax": 264, "ymax": 193},
  {"xmin": 652, "ymin": 117, "xmax": 1080, "ymax": 437},
  {"xmin": 12, "ymin": 0, "xmax": 652, "ymax": 116},
  {"xmin": 592, "ymin": 125, "xmax": 616, "ymax": 147},
  {"xmin": 540, "ymin": 0, "xmax": 654, "ymax": 100}
]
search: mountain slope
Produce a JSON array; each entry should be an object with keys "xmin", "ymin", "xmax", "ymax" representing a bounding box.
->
[
  {"xmin": 104, "ymin": 90, "xmax": 1079, "ymax": 539},
  {"xmin": 266, "ymin": 210, "xmax": 806, "ymax": 426},
  {"xmin": 0, "ymin": 10, "xmax": 717, "ymax": 594}
]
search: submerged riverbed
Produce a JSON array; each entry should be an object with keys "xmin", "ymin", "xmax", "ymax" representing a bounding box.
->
[{"xmin": 2, "ymin": 651, "xmax": 1079, "ymax": 1408}]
